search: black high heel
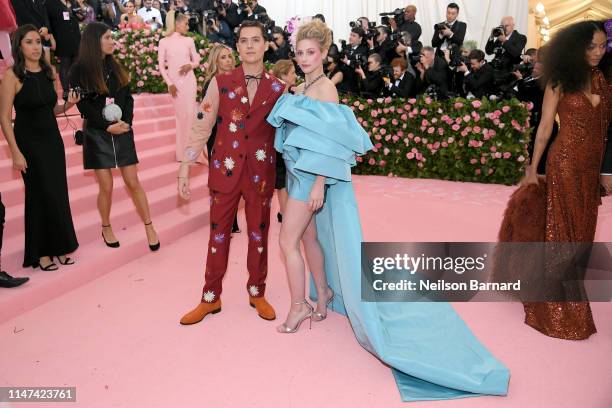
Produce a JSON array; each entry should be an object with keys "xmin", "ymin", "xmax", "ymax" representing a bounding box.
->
[
  {"xmin": 34, "ymin": 258, "xmax": 58, "ymax": 271},
  {"xmin": 145, "ymin": 221, "xmax": 160, "ymax": 251},
  {"xmin": 55, "ymin": 255, "xmax": 75, "ymax": 265},
  {"xmin": 102, "ymin": 224, "xmax": 120, "ymax": 248},
  {"xmin": 277, "ymin": 212, "xmax": 283, "ymax": 223}
]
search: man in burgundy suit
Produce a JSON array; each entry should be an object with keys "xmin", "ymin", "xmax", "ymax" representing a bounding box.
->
[{"xmin": 178, "ymin": 20, "xmax": 286, "ymax": 325}]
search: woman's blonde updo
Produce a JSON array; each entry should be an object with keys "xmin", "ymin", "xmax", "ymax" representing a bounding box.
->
[{"xmin": 295, "ymin": 20, "xmax": 332, "ymax": 51}]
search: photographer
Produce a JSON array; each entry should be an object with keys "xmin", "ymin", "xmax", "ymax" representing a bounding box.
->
[
  {"xmin": 217, "ymin": 0, "xmax": 242, "ymax": 32},
  {"xmin": 457, "ymin": 49, "xmax": 495, "ymax": 99},
  {"xmin": 370, "ymin": 25, "xmax": 396, "ymax": 66},
  {"xmin": 485, "ymin": 16, "xmax": 527, "ymax": 72},
  {"xmin": 416, "ymin": 46, "xmax": 450, "ymax": 99},
  {"xmin": 398, "ymin": 5, "xmax": 421, "ymax": 42},
  {"xmin": 205, "ymin": 11, "xmax": 232, "ymax": 45},
  {"xmin": 384, "ymin": 57, "xmax": 416, "ymax": 98},
  {"xmin": 239, "ymin": 0, "xmax": 265, "ymax": 22},
  {"xmin": 355, "ymin": 53, "xmax": 386, "ymax": 98},
  {"xmin": 339, "ymin": 26, "xmax": 369, "ymax": 95},
  {"xmin": 431, "ymin": 2, "xmax": 466, "ymax": 58},
  {"xmin": 395, "ymin": 31, "xmax": 421, "ymax": 68},
  {"xmin": 138, "ymin": 0, "xmax": 163, "ymax": 27},
  {"xmin": 265, "ymin": 26, "xmax": 290, "ymax": 63}
]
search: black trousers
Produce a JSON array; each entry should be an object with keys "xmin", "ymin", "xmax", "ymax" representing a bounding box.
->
[
  {"xmin": 58, "ymin": 56, "xmax": 76, "ymax": 92},
  {"xmin": 0, "ymin": 193, "xmax": 5, "ymax": 264}
]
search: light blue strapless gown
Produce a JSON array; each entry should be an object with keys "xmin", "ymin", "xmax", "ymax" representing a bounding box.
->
[{"xmin": 267, "ymin": 94, "xmax": 510, "ymax": 402}]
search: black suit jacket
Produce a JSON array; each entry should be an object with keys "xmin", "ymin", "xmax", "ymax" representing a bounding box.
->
[
  {"xmin": 386, "ymin": 72, "xmax": 416, "ymax": 98},
  {"xmin": 464, "ymin": 63, "xmax": 495, "ymax": 98},
  {"xmin": 485, "ymin": 30, "xmax": 527, "ymax": 71},
  {"xmin": 420, "ymin": 56, "xmax": 450, "ymax": 97},
  {"xmin": 431, "ymin": 20, "xmax": 466, "ymax": 56},
  {"xmin": 12, "ymin": 0, "xmax": 50, "ymax": 28},
  {"xmin": 223, "ymin": 2, "xmax": 242, "ymax": 30}
]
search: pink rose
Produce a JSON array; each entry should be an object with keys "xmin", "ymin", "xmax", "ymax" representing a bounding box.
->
[
  {"xmin": 471, "ymin": 100, "xmax": 482, "ymax": 108},
  {"xmin": 401, "ymin": 114, "xmax": 408, "ymax": 121},
  {"xmin": 368, "ymin": 158, "xmax": 376, "ymax": 165},
  {"xmin": 414, "ymin": 136, "xmax": 421, "ymax": 143},
  {"xmin": 494, "ymin": 152, "xmax": 502, "ymax": 159},
  {"xmin": 406, "ymin": 152, "xmax": 415, "ymax": 159},
  {"xmin": 379, "ymin": 160, "xmax": 386, "ymax": 167},
  {"xmin": 374, "ymin": 134, "xmax": 382, "ymax": 140},
  {"xmin": 415, "ymin": 152, "xmax": 423, "ymax": 161},
  {"xmin": 441, "ymin": 141, "xmax": 448, "ymax": 147},
  {"xmin": 470, "ymin": 159, "xmax": 478, "ymax": 164},
  {"xmin": 517, "ymin": 155, "xmax": 526, "ymax": 162},
  {"xmin": 420, "ymin": 109, "xmax": 428, "ymax": 115},
  {"xmin": 438, "ymin": 128, "xmax": 444, "ymax": 135},
  {"xmin": 371, "ymin": 110, "xmax": 378, "ymax": 117},
  {"xmin": 392, "ymin": 119, "xmax": 399, "ymax": 126},
  {"xmin": 502, "ymin": 106, "xmax": 510, "ymax": 113},
  {"xmin": 463, "ymin": 115, "xmax": 470, "ymax": 122},
  {"xmin": 427, "ymin": 127, "xmax": 435, "ymax": 134},
  {"xmin": 481, "ymin": 157, "xmax": 487, "ymax": 164},
  {"xmin": 447, "ymin": 137, "xmax": 455, "ymax": 143},
  {"xmin": 383, "ymin": 148, "xmax": 390, "ymax": 155},
  {"xmin": 380, "ymin": 118, "xmax": 387, "ymax": 125},
  {"xmin": 475, "ymin": 169, "xmax": 481, "ymax": 175},
  {"xmin": 356, "ymin": 156, "xmax": 363, "ymax": 163},
  {"xmin": 421, "ymin": 119, "xmax": 429, "ymax": 126},
  {"xmin": 375, "ymin": 142, "xmax": 383, "ymax": 149},
  {"xmin": 503, "ymin": 152, "xmax": 511, "ymax": 159},
  {"xmin": 392, "ymin": 135, "xmax": 399, "ymax": 142},
  {"xmin": 454, "ymin": 102, "xmax": 464, "ymax": 109},
  {"xmin": 452, "ymin": 124, "xmax": 460, "ymax": 131},
  {"xmin": 380, "ymin": 128, "xmax": 387, "ymax": 135}
]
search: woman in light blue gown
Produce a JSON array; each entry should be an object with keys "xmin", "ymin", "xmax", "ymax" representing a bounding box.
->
[{"xmin": 268, "ymin": 20, "xmax": 511, "ymax": 402}]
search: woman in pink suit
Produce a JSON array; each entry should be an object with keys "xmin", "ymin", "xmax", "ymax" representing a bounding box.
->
[
  {"xmin": 0, "ymin": 0, "xmax": 17, "ymax": 66},
  {"xmin": 158, "ymin": 12, "xmax": 200, "ymax": 161}
]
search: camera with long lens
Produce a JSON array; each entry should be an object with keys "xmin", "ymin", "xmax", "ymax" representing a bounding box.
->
[
  {"xmin": 237, "ymin": 0, "xmax": 254, "ymax": 14},
  {"xmin": 62, "ymin": 86, "xmax": 95, "ymax": 101},
  {"xmin": 492, "ymin": 25, "xmax": 505, "ymax": 37},
  {"xmin": 379, "ymin": 8, "xmax": 404, "ymax": 27},
  {"xmin": 490, "ymin": 46, "xmax": 505, "ymax": 70},
  {"xmin": 447, "ymin": 43, "xmax": 468, "ymax": 69}
]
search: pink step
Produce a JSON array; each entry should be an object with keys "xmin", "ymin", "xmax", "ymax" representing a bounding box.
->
[{"xmin": 0, "ymin": 193, "xmax": 211, "ymax": 324}]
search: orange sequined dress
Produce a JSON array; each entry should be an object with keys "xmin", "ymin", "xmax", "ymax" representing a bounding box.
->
[{"xmin": 500, "ymin": 68, "xmax": 611, "ymax": 340}]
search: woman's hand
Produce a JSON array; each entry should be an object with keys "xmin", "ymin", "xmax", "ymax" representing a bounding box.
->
[
  {"xmin": 601, "ymin": 175, "xmax": 612, "ymax": 195},
  {"xmin": 106, "ymin": 121, "xmax": 130, "ymax": 135},
  {"xmin": 179, "ymin": 64, "xmax": 192, "ymax": 76},
  {"xmin": 11, "ymin": 149, "xmax": 27, "ymax": 173},
  {"xmin": 169, "ymin": 84, "xmax": 178, "ymax": 97},
  {"xmin": 177, "ymin": 163, "xmax": 191, "ymax": 200},
  {"xmin": 309, "ymin": 180, "xmax": 325, "ymax": 212},
  {"xmin": 520, "ymin": 165, "xmax": 540, "ymax": 187},
  {"xmin": 66, "ymin": 89, "xmax": 81, "ymax": 105}
]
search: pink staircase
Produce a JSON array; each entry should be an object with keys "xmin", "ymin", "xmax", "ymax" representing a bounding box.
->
[{"xmin": 0, "ymin": 91, "xmax": 211, "ymax": 323}]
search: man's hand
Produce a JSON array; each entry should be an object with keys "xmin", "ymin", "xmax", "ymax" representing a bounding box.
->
[
  {"xmin": 513, "ymin": 70, "xmax": 523, "ymax": 80},
  {"xmin": 601, "ymin": 175, "xmax": 612, "ymax": 195},
  {"xmin": 169, "ymin": 84, "xmax": 178, "ymax": 97},
  {"xmin": 355, "ymin": 65, "xmax": 365, "ymax": 79},
  {"xmin": 441, "ymin": 27, "xmax": 452, "ymax": 37},
  {"xmin": 457, "ymin": 62, "xmax": 468, "ymax": 73},
  {"xmin": 498, "ymin": 34, "xmax": 507, "ymax": 43},
  {"xmin": 178, "ymin": 163, "xmax": 191, "ymax": 200},
  {"xmin": 106, "ymin": 121, "xmax": 131, "ymax": 135}
]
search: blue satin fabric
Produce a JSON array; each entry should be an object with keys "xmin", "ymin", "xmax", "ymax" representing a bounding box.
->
[{"xmin": 268, "ymin": 94, "xmax": 510, "ymax": 402}]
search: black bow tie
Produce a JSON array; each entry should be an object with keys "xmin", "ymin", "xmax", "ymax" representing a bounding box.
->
[
  {"xmin": 245, "ymin": 74, "xmax": 262, "ymax": 83},
  {"xmin": 146, "ymin": 8, "xmax": 152, "ymax": 12}
]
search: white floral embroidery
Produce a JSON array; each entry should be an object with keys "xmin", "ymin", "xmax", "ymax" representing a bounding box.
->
[
  {"xmin": 257, "ymin": 246, "xmax": 264, "ymax": 254},
  {"xmin": 185, "ymin": 148, "xmax": 198, "ymax": 161},
  {"xmin": 224, "ymin": 157, "xmax": 235, "ymax": 170},
  {"xmin": 202, "ymin": 290, "xmax": 216, "ymax": 303},
  {"xmin": 211, "ymin": 247, "xmax": 217, "ymax": 254},
  {"xmin": 241, "ymin": 96, "xmax": 248, "ymax": 104},
  {"xmin": 229, "ymin": 122, "xmax": 238, "ymax": 133},
  {"xmin": 255, "ymin": 149, "xmax": 266, "ymax": 162},
  {"xmin": 248, "ymin": 285, "xmax": 260, "ymax": 296}
]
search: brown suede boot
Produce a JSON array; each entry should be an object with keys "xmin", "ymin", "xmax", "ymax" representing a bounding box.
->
[
  {"xmin": 249, "ymin": 296, "xmax": 276, "ymax": 321},
  {"xmin": 180, "ymin": 300, "xmax": 222, "ymax": 325}
]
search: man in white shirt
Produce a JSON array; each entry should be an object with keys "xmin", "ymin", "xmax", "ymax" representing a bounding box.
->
[{"xmin": 138, "ymin": 0, "xmax": 163, "ymax": 27}]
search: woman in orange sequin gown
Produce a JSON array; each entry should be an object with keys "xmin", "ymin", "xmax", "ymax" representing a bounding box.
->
[{"xmin": 499, "ymin": 21, "xmax": 611, "ymax": 340}]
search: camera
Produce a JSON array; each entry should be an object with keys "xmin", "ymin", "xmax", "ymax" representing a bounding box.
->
[
  {"xmin": 512, "ymin": 62, "xmax": 534, "ymax": 77},
  {"xmin": 492, "ymin": 25, "xmax": 505, "ymax": 37},
  {"xmin": 203, "ymin": 9, "xmax": 217, "ymax": 27},
  {"xmin": 447, "ymin": 43, "xmax": 468, "ymax": 69},
  {"xmin": 379, "ymin": 8, "xmax": 404, "ymax": 27},
  {"xmin": 62, "ymin": 86, "xmax": 94, "ymax": 101},
  {"xmin": 339, "ymin": 40, "xmax": 368, "ymax": 71},
  {"xmin": 435, "ymin": 22, "xmax": 451, "ymax": 31}
]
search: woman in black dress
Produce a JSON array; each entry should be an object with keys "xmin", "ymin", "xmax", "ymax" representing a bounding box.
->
[
  {"xmin": 45, "ymin": 0, "xmax": 80, "ymax": 92},
  {"xmin": 0, "ymin": 24, "xmax": 79, "ymax": 270},
  {"xmin": 70, "ymin": 22, "xmax": 159, "ymax": 250}
]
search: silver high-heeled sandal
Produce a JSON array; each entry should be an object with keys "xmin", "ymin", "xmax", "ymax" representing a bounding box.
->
[
  {"xmin": 276, "ymin": 300, "xmax": 314, "ymax": 333},
  {"xmin": 313, "ymin": 287, "xmax": 334, "ymax": 322}
]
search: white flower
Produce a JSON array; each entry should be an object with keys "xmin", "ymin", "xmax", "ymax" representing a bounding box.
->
[
  {"xmin": 202, "ymin": 290, "xmax": 216, "ymax": 303},
  {"xmin": 224, "ymin": 157, "xmax": 235, "ymax": 170},
  {"xmin": 255, "ymin": 149, "xmax": 266, "ymax": 162},
  {"xmin": 229, "ymin": 122, "xmax": 238, "ymax": 133},
  {"xmin": 248, "ymin": 285, "xmax": 260, "ymax": 296},
  {"xmin": 257, "ymin": 247, "xmax": 263, "ymax": 254},
  {"xmin": 241, "ymin": 96, "xmax": 248, "ymax": 104},
  {"xmin": 211, "ymin": 247, "xmax": 217, "ymax": 254}
]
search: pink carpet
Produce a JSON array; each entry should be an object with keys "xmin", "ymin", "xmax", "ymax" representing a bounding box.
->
[
  {"xmin": 0, "ymin": 89, "xmax": 610, "ymax": 407},
  {"xmin": 0, "ymin": 176, "xmax": 611, "ymax": 408}
]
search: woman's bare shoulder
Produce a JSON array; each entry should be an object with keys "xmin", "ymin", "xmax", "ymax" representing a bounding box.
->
[{"xmin": 313, "ymin": 78, "xmax": 339, "ymax": 104}]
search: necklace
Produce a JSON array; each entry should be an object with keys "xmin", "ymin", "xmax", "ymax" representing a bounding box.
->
[{"xmin": 303, "ymin": 73, "xmax": 325, "ymax": 93}]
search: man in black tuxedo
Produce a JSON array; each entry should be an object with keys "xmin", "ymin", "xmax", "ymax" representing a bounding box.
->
[
  {"xmin": 485, "ymin": 16, "xmax": 527, "ymax": 72},
  {"xmin": 219, "ymin": 0, "xmax": 242, "ymax": 31},
  {"xmin": 340, "ymin": 27, "xmax": 370, "ymax": 95},
  {"xmin": 431, "ymin": 3, "xmax": 466, "ymax": 58},
  {"xmin": 12, "ymin": 0, "xmax": 50, "ymax": 33},
  {"xmin": 458, "ymin": 49, "xmax": 495, "ymax": 99},
  {"xmin": 356, "ymin": 53, "xmax": 387, "ymax": 99},
  {"xmin": 416, "ymin": 46, "xmax": 450, "ymax": 98},
  {"xmin": 384, "ymin": 57, "xmax": 416, "ymax": 98},
  {"xmin": 370, "ymin": 26, "xmax": 396, "ymax": 66}
]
